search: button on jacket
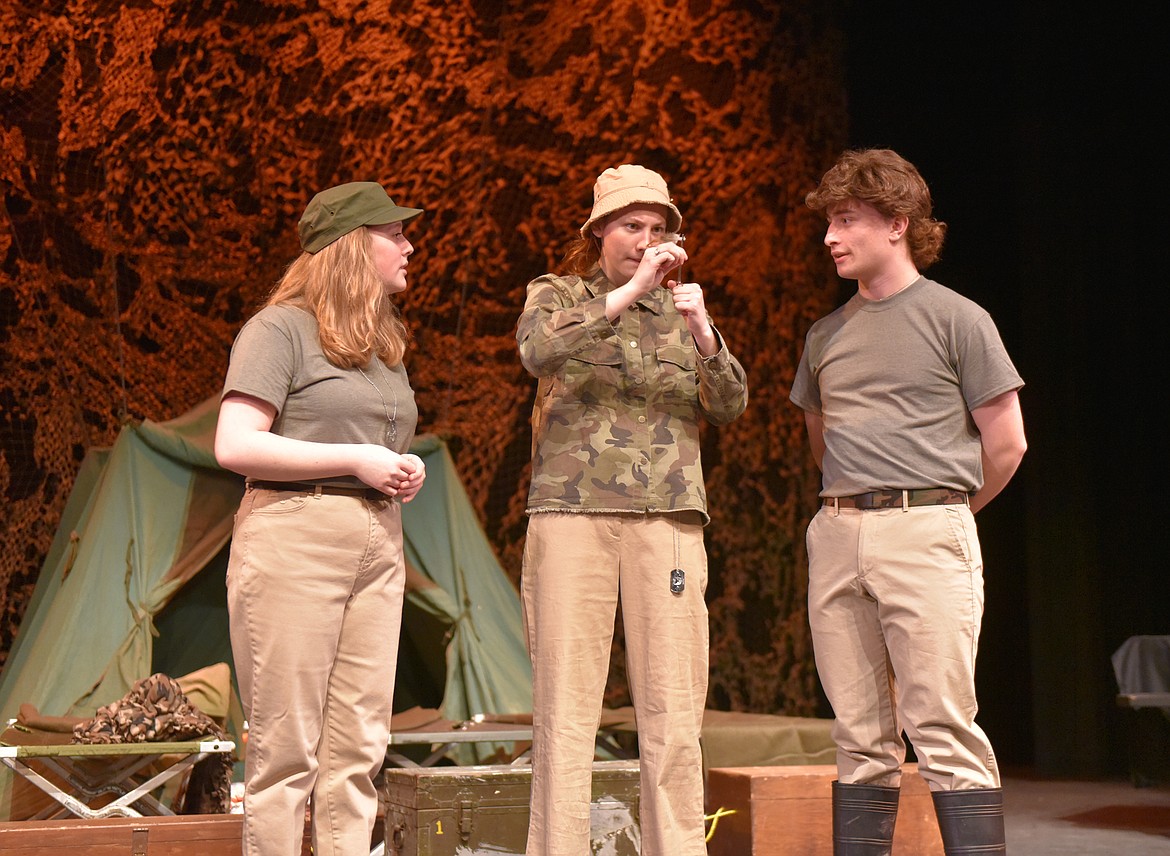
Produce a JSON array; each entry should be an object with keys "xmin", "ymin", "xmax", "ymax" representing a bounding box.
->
[{"xmin": 517, "ymin": 269, "xmax": 748, "ymax": 522}]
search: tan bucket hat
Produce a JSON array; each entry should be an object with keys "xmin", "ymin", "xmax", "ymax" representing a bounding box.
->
[{"xmin": 579, "ymin": 164, "xmax": 682, "ymax": 237}]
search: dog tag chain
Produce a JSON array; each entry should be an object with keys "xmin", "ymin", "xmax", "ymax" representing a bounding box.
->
[{"xmin": 670, "ymin": 515, "xmax": 685, "ymax": 594}]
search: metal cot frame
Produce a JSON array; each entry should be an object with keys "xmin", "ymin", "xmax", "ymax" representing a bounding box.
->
[{"xmin": 0, "ymin": 739, "xmax": 235, "ymax": 820}]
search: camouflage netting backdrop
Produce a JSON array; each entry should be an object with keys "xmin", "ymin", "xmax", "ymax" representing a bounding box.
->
[{"xmin": 1, "ymin": 0, "xmax": 843, "ymax": 715}]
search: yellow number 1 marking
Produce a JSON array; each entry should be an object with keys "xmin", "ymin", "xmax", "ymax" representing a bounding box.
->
[{"xmin": 435, "ymin": 820, "xmax": 444, "ymax": 835}]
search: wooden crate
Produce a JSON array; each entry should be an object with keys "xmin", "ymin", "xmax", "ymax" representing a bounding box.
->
[
  {"xmin": 0, "ymin": 814, "xmax": 245, "ymax": 855},
  {"xmin": 706, "ymin": 764, "xmax": 943, "ymax": 855},
  {"xmin": 384, "ymin": 760, "xmax": 640, "ymax": 856},
  {"xmin": 0, "ymin": 812, "xmax": 328, "ymax": 855}
]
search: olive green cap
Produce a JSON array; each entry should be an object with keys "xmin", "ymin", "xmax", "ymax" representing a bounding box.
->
[{"xmin": 298, "ymin": 181, "xmax": 423, "ymax": 254}]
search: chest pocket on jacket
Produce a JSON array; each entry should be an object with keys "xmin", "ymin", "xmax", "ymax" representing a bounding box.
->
[
  {"xmin": 656, "ymin": 343, "xmax": 698, "ymax": 401},
  {"xmin": 562, "ymin": 339, "xmax": 624, "ymax": 406}
]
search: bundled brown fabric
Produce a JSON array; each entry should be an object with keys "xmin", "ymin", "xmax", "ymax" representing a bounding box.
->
[{"xmin": 71, "ymin": 673, "xmax": 231, "ymax": 813}]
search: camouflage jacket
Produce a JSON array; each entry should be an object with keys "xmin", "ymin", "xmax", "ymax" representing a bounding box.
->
[{"xmin": 517, "ymin": 269, "xmax": 748, "ymax": 523}]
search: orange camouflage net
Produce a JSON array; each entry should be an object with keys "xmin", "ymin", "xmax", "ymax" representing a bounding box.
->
[{"xmin": 0, "ymin": 0, "xmax": 843, "ymax": 715}]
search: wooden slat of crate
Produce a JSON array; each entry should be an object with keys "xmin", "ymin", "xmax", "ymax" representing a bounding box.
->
[
  {"xmin": 0, "ymin": 814, "xmax": 244, "ymax": 855},
  {"xmin": 706, "ymin": 764, "xmax": 943, "ymax": 856},
  {"xmin": 0, "ymin": 813, "xmax": 325, "ymax": 855}
]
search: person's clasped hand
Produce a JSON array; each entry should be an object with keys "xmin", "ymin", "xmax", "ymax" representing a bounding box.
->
[
  {"xmin": 354, "ymin": 448, "xmax": 426, "ymax": 500},
  {"xmin": 631, "ymin": 241, "xmax": 688, "ymax": 294},
  {"xmin": 395, "ymin": 453, "xmax": 426, "ymax": 502}
]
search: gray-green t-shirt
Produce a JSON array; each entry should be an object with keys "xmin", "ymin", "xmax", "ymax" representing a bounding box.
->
[
  {"xmin": 789, "ymin": 277, "xmax": 1022, "ymax": 497},
  {"xmin": 222, "ymin": 304, "xmax": 417, "ymax": 486}
]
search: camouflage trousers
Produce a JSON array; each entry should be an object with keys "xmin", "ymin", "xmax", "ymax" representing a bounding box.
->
[
  {"xmin": 807, "ymin": 502, "xmax": 1001, "ymax": 791},
  {"xmin": 521, "ymin": 511, "xmax": 709, "ymax": 856}
]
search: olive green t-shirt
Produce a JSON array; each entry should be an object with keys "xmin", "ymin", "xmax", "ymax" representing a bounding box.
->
[
  {"xmin": 790, "ymin": 277, "xmax": 1022, "ymax": 497},
  {"xmin": 222, "ymin": 304, "xmax": 417, "ymax": 488}
]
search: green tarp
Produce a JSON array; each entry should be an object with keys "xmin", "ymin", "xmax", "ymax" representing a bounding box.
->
[{"xmin": 0, "ymin": 395, "xmax": 532, "ymax": 738}]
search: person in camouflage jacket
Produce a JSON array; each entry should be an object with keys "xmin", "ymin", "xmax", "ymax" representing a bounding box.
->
[{"xmin": 516, "ymin": 164, "xmax": 747, "ymax": 856}]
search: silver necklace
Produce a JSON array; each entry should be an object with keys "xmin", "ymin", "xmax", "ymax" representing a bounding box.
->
[
  {"xmin": 357, "ymin": 359, "xmax": 398, "ymax": 448},
  {"xmin": 670, "ymin": 516, "xmax": 685, "ymax": 594}
]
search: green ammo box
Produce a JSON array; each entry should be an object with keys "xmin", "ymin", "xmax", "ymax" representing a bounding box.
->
[{"xmin": 383, "ymin": 760, "xmax": 641, "ymax": 855}]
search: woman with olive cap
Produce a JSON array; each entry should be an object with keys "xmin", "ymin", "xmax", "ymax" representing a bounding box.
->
[
  {"xmin": 517, "ymin": 164, "xmax": 748, "ymax": 855},
  {"xmin": 215, "ymin": 181, "xmax": 426, "ymax": 856}
]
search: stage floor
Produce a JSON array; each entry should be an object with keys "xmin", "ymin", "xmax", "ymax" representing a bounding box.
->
[{"xmin": 1001, "ymin": 769, "xmax": 1170, "ymax": 856}]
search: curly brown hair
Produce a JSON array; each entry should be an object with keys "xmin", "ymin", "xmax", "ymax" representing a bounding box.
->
[{"xmin": 806, "ymin": 148, "xmax": 947, "ymax": 270}]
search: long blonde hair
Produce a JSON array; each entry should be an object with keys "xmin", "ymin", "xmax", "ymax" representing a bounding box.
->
[{"xmin": 265, "ymin": 227, "xmax": 409, "ymax": 368}]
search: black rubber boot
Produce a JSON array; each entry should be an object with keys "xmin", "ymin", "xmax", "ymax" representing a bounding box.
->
[
  {"xmin": 832, "ymin": 780, "xmax": 900, "ymax": 855},
  {"xmin": 931, "ymin": 787, "xmax": 1007, "ymax": 854}
]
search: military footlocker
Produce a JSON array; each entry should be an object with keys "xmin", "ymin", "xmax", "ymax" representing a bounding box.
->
[{"xmin": 384, "ymin": 760, "xmax": 641, "ymax": 855}]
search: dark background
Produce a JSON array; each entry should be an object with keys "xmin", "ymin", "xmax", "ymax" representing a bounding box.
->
[{"xmin": 840, "ymin": 5, "xmax": 1168, "ymax": 773}]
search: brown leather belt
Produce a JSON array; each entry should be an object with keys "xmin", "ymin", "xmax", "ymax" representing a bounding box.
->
[
  {"xmin": 824, "ymin": 488, "xmax": 968, "ymax": 510},
  {"xmin": 249, "ymin": 480, "xmax": 389, "ymax": 501}
]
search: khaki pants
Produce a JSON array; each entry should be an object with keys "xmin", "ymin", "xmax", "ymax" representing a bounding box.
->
[
  {"xmin": 807, "ymin": 503, "xmax": 999, "ymax": 791},
  {"xmin": 227, "ymin": 487, "xmax": 405, "ymax": 856},
  {"xmin": 521, "ymin": 512, "xmax": 709, "ymax": 856}
]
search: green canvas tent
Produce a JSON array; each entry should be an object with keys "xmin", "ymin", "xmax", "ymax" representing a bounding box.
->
[{"xmin": 0, "ymin": 395, "xmax": 532, "ymax": 749}]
